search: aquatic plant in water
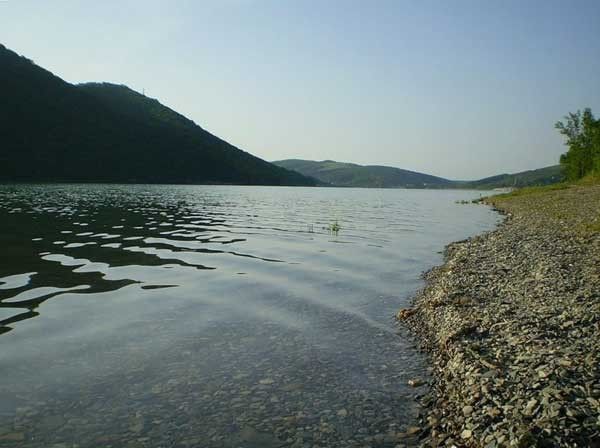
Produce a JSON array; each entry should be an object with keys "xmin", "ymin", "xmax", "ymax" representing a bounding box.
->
[{"xmin": 328, "ymin": 220, "xmax": 341, "ymax": 234}]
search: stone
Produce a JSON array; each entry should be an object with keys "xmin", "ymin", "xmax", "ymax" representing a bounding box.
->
[
  {"xmin": 0, "ymin": 432, "xmax": 25, "ymax": 442},
  {"xmin": 405, "ymin": 426, "xmax": 420, "ymax": 435}
]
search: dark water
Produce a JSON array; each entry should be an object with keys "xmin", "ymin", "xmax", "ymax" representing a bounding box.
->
[{"xmin": 0, "ymin": 185, "xmax": 498, "ymax": 447}]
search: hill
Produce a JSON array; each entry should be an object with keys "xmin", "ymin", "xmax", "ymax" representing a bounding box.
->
[
  {"xmin": 273, "ymin": 159, "xmax": 454, "ymax": 188},
  {"xmin": 0, "ymin": 45, "xmax": 315, "ymax": 186},
  {"xmin": 274, "ymin": 159, "xmax": 563, "ymax": 189},
  {"xmin": 461, "ymin": 165, "xmax": 563, "ymax": 189}
]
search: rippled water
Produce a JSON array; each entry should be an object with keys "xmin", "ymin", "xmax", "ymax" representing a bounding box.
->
[{"xmin": 0, "ymin": 184, "xmax": 498, "ymax": 447}]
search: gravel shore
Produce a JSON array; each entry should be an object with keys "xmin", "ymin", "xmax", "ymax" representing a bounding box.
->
[{"xmin": 399, "ymin": 184, "xmax": 600, "ymax": 447}]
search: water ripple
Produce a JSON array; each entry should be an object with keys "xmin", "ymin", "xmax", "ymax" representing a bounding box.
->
[{"xmin": 0, "ymin": 184, "xmax": 500, "ymax": 447}]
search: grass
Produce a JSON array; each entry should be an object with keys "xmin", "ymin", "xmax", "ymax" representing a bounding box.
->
[
  {"xmin": 573, "ymin": 173, "xmax": 600, "ymax": 186},
  {"xmin": 483, "ymin": 174, "xmax": 600, "ymax": 236},
  {"xmin": 487, "ymin": 182, "xmax": 568, "ymax": 201},
  {"xmin": 487, "ymin": 173, "xmax": 599, "ymax": 202}
]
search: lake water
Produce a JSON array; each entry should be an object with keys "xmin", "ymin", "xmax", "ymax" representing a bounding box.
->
[{"xmin": 0, "ymin": 185, "xmax": 499, "ymax": 447}]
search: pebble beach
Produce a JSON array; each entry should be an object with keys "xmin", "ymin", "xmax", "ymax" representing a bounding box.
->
[{"xmin": 399, "ymin": 184, "xmax": 600, "ymax": 447}]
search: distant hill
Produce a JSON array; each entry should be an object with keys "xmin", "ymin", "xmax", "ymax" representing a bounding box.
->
[
  {"xmin": 273, "ymin": 159, "xmax": 454, "ymax": 188},
  {"xmin": 274, "ymin": 159, "xmax": 563, "ymax": 189},
  {"xmin": 0, "ymin": 45, "xmax": 315, "ymax": 186},
  {"xmin": 460, "ymin": 165, "xmax": 563, "ymax": 189}
]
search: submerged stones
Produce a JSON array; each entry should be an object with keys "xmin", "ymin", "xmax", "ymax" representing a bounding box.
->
[
  {"xmin": 407, "ymin": 379, "xmax": 425, "ymax": 388},
  {"xmin": 337, "ymin": 408, "xmax": 349, "ymax": 417},
  {"xmin": 400, "ymin": 184, "xmax": 600, "ymax": 447},
  {"xmin": 0, "ymin": 320, "xmax": 428, "ymax": 448},
  {"xmin": 0, "ymin": 433, "xmax": 25, "ymax": 442}
]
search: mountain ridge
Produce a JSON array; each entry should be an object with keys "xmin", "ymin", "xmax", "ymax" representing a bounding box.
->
[
  {"xmin": 0, "ymin": 44, "xmax": 315, "ymax": 186},
  {"xmin": 273, "ymin": 159, "xmax": 454, "ymax": 188},
  {"xmin": 0, "ymin": 44, "xmax": 563, "ymax": 189},
  {"xmin": 273, "ymin": 159, "xmax": 563, "ymax": 189}
]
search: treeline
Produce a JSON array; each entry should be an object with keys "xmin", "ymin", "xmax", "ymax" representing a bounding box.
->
[{"xmin": 555, "ymin": 108, "xmax": 600, "ymax": 180}]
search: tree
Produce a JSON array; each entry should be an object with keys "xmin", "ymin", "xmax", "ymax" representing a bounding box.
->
[{"xmin": 555, "ymin": 108, "xmax": 600, "ymax": 180}]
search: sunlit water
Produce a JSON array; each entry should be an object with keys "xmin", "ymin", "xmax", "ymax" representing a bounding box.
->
[{"xmin": 0, "ymin": 185, "xmax": 499, "ymax": 447}]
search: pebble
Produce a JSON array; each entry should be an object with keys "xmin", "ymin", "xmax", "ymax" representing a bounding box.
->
[
  {"xmin": 0, "ymin": 433, "xmax": 25, "ymax": 442},
  {"xmin": 400, "ymin": 184, "xmax": 600, "ymax": 447}
]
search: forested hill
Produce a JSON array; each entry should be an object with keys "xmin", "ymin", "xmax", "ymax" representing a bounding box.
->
[
  {"xmin": 274, "ymin": 159, "xmax": 563, "ymax": 189},
  {"xmin": 0, "ymin": 45, "xmax": 315, "ymax": 186},
  {"xmin": 273, "ymin": 159, "xmax": 455, "ymax": 188},
  {"xmin": 461, "ymin": 165, "xmax": 563, "ymax": 189}
]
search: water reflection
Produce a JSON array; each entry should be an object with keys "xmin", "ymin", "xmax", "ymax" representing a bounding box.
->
[{"xmin": 0, "ymin": 184, "xmax": 498, "ymax": 447}]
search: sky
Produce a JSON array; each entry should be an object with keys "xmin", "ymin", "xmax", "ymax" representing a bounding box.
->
[{"xmin": 2, "ymin": 0, "xmax": 600, "ymax": 180}]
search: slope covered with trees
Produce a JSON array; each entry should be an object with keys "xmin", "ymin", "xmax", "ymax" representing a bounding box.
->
[
  {"xmin": 273, "ymin": 159, "xmax": 455, "ymax": 188},
  {"xmin": 0, "ymin": 45, "xmax": 315, "ymax": 186},
  {"xmin": 274, "ymin": 159, "xmax": 562, "ymax": 189},
  {"xmin": 461, "ymin": 165, "xmax": 563, "ymax": 189}
]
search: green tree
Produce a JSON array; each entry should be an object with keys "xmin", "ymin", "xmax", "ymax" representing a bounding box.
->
[{"xmin": 555, "ymin": 108, "xmax": 600, "ymax": 180}]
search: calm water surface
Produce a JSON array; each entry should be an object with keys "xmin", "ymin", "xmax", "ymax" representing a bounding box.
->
[{"xmin": 0, "ymin": 185, "xmax": 498, "ymax": 447}]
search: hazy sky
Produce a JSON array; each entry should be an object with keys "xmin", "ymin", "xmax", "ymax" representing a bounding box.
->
[{"xmin": 2, "ymin": 0, "xmax": 599, "ymax": 179}]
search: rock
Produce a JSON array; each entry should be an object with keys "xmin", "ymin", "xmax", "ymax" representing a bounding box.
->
[
  {"xmin": 524, "ymin": 398, "xmax": 538, "ymax": 415},
  {"xmin": 129, "ymin": 420, "xmax": 144, "ymax": 434},
  {"xmin": 38, "ymin": 415, "xmax": 65, "ymax": 431},
  {"xmin": 280, "ymin": 382, "xmax": 302, "ymax": 391},
  {"xmin": 405, "ymin": 426, "xmax": 420, "ymax": 435},
  {"xmin": 0, "ymin": 432, "xmax": 25, "ymax": 442},
  {"xmin": 456, "ymin": 296, "xmax": 474, "ymax": 306},
  {"xmin": 396, "ymin": 308, "xmax": 415, "ymax": 320}
]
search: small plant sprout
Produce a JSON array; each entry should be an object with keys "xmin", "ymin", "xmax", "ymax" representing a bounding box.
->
[{"xmin": 328, "ymin": 220, "xmax": 341, "ymax": 235}]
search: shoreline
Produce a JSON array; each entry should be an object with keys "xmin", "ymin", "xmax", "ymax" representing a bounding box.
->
[{"xmin": 399, "ymin": 184, "xmax": 600, "ymax": 447}]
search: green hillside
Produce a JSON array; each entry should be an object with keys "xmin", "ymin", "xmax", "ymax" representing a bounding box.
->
[
  {"xmin": 274, "ymin": 159, "xmax": 563, "ymax": 189},
  {"xmin": 273, "ymin": 159, "xmax": 454, "ymax": 188},
  {"xmin": 0, "ymin": 45, "xmax": 315, "ymax": 186},
  {"xmin": 461, "ymin": 165, "xmax": 563, "ymax": 189}
]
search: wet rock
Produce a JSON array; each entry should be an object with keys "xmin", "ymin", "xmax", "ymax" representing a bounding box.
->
[
  {"xmin": 0, "ymin": 432, "xmax": 25, "ymax": 442},
  {"xmin": 405, "ymin": 426, "xmax": 420, "ymax": 435},
  {"xmin": 37, "ymin": 415, "xmax": 65, "ymax": 432},
  {"xmin": 396, "ymin": 308, "xmax": 415, "ymax": 320}
]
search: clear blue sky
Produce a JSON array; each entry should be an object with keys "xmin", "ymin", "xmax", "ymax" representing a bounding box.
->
[{"xmin": 2, "ymin": 0, "xmax": 599, "ymax": 179}]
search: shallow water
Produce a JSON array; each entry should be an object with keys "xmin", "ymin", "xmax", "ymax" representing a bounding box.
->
[{"xmin": 0, "ymin": 184, "xmax": 498, "ymax": 447}]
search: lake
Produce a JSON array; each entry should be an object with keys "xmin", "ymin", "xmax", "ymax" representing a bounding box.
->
[{"xmin": 0, "ymin": 185, "xmax": 499, "ymax": 447}]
